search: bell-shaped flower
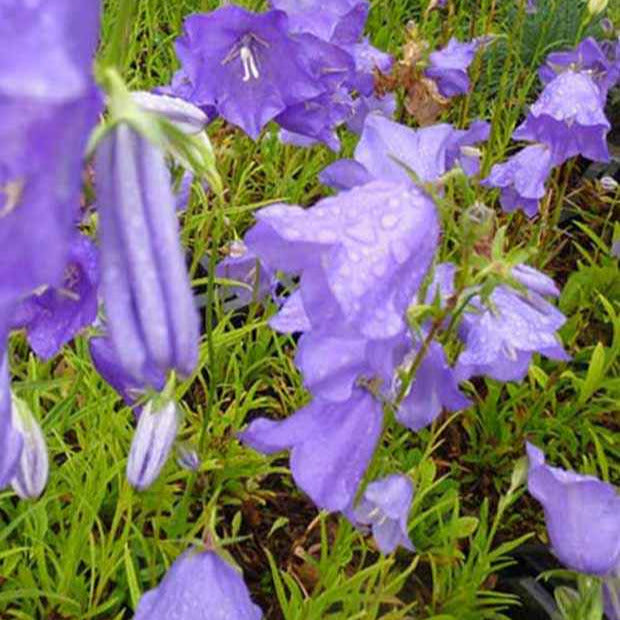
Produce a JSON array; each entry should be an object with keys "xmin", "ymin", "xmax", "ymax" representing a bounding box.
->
[
  {"xmin": 456, "ymin": 282, "xmax": 569, "ymax": 382},
  {"xmin": 269, "ymin": 291, "xmax": 312, "ymax": 334},
  {"xmin": 425, "ymin": 38, "xmax": 480, "ymax": 98},
  {"xmin": 511, "ymin": 263, "xmax": 560, "ymax": 297},
  {"xmin": 512, "ymin": 70, "xmax": 611, "ymax": 165},
  {"xmin": 245, "ymin": 180, "xmax": 439, "ymax": 340},
  {"xmin": 0, "ymin": 352, "xmax": 22, "ymax": 488},
  {"xmin": 539, "ymin": 37, "xmax": 619, "ymax": 100},
  {"xmin": 527, "ymin": 443, "xmax": 620, "ymax": 576},
  {"xmin": 95, "ymin": 124, "xmax": 199, "ymax": 386},
  {"xmin": 0, "ymin": 0, "xmax": 101, "ymax": 310},
  {"xmin": 241, "ymin": 389, "xmax": 384, "ymax": 512},
  {"xmin": 126, "ymin": 399, "xmax": 179, "ymax": 491},
  {"xmin": 351, "ymin": 474, "xmax": 415, "ymax": 553},
  {"xmin": 12, "ymin": 234, "xmax": 99, "ymax": 359},
  {"xmin": 344, "ymin": 38, "xmax": 393, "ymax": 96},
  {"xmin": 482, "ymin": 143, "xmax": 554, "ymax": 217},
  {"xmin": 10, "ymin": 395, "xmax": 49, "ymax": 500},
  {"xmin": 174, "ymin": 6, "xmax": 323, "ymax": 139},
  {"xmin": 134, "ymin": 548, "xmax": 262, "ymax": 619}
]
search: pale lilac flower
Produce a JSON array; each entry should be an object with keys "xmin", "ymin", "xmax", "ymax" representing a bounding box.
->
[
  {"xmin": 13, "ymin": 234, "xmax": 99, "ymax": 359},
  {"xmin": 240, "ymin": 390, "xmax": 383, "ymax": 512},
  {"xmin": 127, "ymin": 399, "xmax": 179, "ymax": 491},
  {"xmin": 345, "ymin": 38, "xmax": 393, "ymax": 96},
  {"xmin": 456, "ymin": 283, "xmax": 569, "ymax": 382},
  {"xmin": 346, "ymin": 93, "xmax": 397, "ymax": 135},
  {"xmin": 134, "ymin": 549, "xmax": 263, "ymax": 620},
  {"xmin": 482, "ymin": 144, "xmax": 554, "ymax": 217},
  {"xmin": 512, "ymin": 264, "xmax": 560, "ymax": 297},
  {"xmin": 268, "ymin": 291, "xmax": 311, "ymax": 333},
  {"xmin": 425, "ymin": 38, "xmax": 479, "ymax": 98},
  {"xmin": 131, "ymin": 91, "xmax": 209, "ymax": 134},
  {"xmin": 10, "ymin": 395, "xmax": 49, "ymax": 500},
  {"xmin": 95, "ymin": 124, "xmax": 199, "ymax": 385},
  {"xmin": 174, "ymin": 6, "xmax": 323, "ymax": 139},
  {"xmin": 352, "ymin": 474, "xmax": 414, "ymax": 553},
  {"xmin": 245, "ymin": 181, "xmax": 439, "ymax": 339},
  {"xmin": 525, "ymin": 0, "xmax": 538, "ymax": 13},
  {"xmin": 425, "ymin": 262, "xmax": 457, "ymax": 306},
  {"xmin": 513, "ymin": 70, "xmax": 611, "ymax": 165},
  {"xmin": 175, "ymin": 444, "xmax": 201, "ymax": 472},
  {"xmin": 154, "ymin": 69, "xmax": 218, "ymax": 123},
  {"xmin": 0, "ymin": 352, "xmax": 22, "ymax": 488},
  {"xmin": 527, "ymin": 443, "xmax": 620, "ymax": 576}
]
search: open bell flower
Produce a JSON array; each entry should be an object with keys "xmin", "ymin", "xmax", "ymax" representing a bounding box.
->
[
  {"xmin": 351, "ymin": 474, "xmax": 415, "ymax": 554},
  {"xmin": 527, "ymin": 443, "xmax": 620, "ymax": 576},
  {"xmin": 95, "ymin": 123, "xmax": 199, "ymax": 386},
  {"xmin": 126, "ymin": 399, "xmax": 179, "ymax": 491},
  {"xmin": 425, "ymin": 38, "xmax": 480, "ymax": 98},
  {"xmin": 134, "ymin": 548, "xmax": 262, "ymax": 619},
  {"xmin": 10, "ymin": 395, "xmax": 49, "ymax": 500}
]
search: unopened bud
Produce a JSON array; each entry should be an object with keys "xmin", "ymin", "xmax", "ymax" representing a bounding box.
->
[
  {"xmin": 459, "ymin": 145, "xmax": 482, "ymax": 159},
  {"xmin": 127, "ymin": 399, "xmax": 179, "ymax": 490},
  {"xmin": 131, "ymin": 91, "xmax": 208, "ymax": 135},
  {"xmin": 600, "ymin": 176, "xmax": 618, "ymax": 192},
  {"xmin": 10, "ymin": 396, "xmax": 48, "ymax": 500},
  {"xmin": 587, "ymin": 0, "xmax": 608, "ymax": 15},
  {"xmin": 176, "ymin": 443, "xmax": 201, "ymax": 472},
  {"xmin": 465, "ymin": 201, "xmax": 494, "ymax": 226}
]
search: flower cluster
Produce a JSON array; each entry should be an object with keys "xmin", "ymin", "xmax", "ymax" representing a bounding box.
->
[
  {"xmin": 484, "ymin": 37, "xmax": 619, "ymax": 216},
  {"xmin": 165, "ymin": 0, "xmax": 394, "ymax": 149}
]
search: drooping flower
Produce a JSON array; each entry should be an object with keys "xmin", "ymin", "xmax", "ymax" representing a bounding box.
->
[
  {"xmin": 126, "ymin": 399, "xmax": 179, "ymax": 491},
  {"xmin": 95, "ymin": 124, "xmax": 199, "ymax": 385},
  {"xmin": 527, "ymin": 443, "xmax": 620, "ymax": 576},
  {"xmin": 425, "ymin": 38, "xmax": 480, "ymax": 98},
  {"xmin": 0, "ymin": 352, "xmax": 22, "ymax": 488},
  {"xmin": 12, "ymin": 234, "xmax": 99, "ymax": 359},
  {"xmin": 133, "ymin": 549, "xmax": 263, "ymax": 620},
  {"xmin": 241, "ymin": 389, "xmax": 383, "ymax": 511},
  {"xmin": 131, "ymin": 91, "xmax": 209, "ymax": 134},
  {"xmin": 456, "ymin": 281, "xmax": 569, "ymax": 382},
  {"xmin": 351, "ymin": 474, "xmax": 415, "ymax": 554},
  {"xmin": 512, "ymin": 70, "xmax": 611, "ymax": 165},
  {"xmin": 245, "ymin": 180, "xmax": 439, "ymax": 339},
  {"xmin": 482, "ymin": 143, "xmax": 554, "ymax": 217},
  {"xmin": 10, "ymin": 395, "xmax": 49, "ymax": 500},
  {"xmin": 174, "ymin": 6, "xmax": 323, "ymax": 139},
  {"xmin": 0, "ymin": 0, "xmax": 101, "ymax": 310},
  {"xmin": 511, "ymin": 263, "xmax": 560, "ymax": 297}
]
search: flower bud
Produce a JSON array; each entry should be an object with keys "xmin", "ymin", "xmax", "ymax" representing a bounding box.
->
[
  {"xmin": 127, "ymin": 399, "xmax": 179, "ymax": 490},
  {"xmin": 600, "ymin": 175, "xmax": 618, "ymax": 192},
  {"xmin": 131, "ymin": 91, "xmax": 208, "ymax": 135},
  {"xmin": 10, "ymin": 396, "xmax": 48, "ymax": 500},
  {"xmin": 175, "ymin": 443, "xmax": 201, "ymax": 472},
  {"xmin": 0, "ymin": 354, "xmax": 22, "ymax": 488},
  {"xmin": 587, "ymin": 0, "xmax": 608, "ymax": 15}
]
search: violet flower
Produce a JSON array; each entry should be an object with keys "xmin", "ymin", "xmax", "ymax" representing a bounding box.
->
[
  {"xmin": 527, "ymin": 443, "xmax": 620, "ymax": 576},
  {"xmin": 344, "ymin": 38, "xmax": 393, "ymax": 96},
  {"xmin": 456, "ymin": 280, "xmax": 569, "ymax": 382},
  {"xmin": 351, "ymin": 474, "xmax": 415, "ymax": 554},
  {"xmin": 513, "ymin": 70, "xmax": 611, "ymax": 165},
  {"xmin": 174, "ymin": 6, "xmax": 323, "ymax": 139},
  {"xmin": 12, "ymin": 234, "xmax": 99, "ymax": 359},
  {"xmin": 240, "ymin": 389, "xmax": 383, "ymax": 512},
  {"xmin": 134, "ymin": 549, "xmax": 263, "ymax": 619},
  {"xmin": 95, "ymin": 124, "xmax": 199, "ymax": 385},
  {"xmin": 346, "ymin": 93, "xmax": 397, "ymax": 135},
  {"xmin": 268, "ymin": 291, "xmax": 311, "ymax": 334},
  {"xmin": 131, "ymin": 91, "xmax": 209, "ymax": 134},
  {"xmin": 0, "ymin": 352, "xmax": 22, "ymax": 488},
  {"xmin": 126, "ymin": 399, "xmax": 179, "ymax": 491},
  {"xmin": 425, "ymin": 38, "xmax": 480, "ymax": 98},
  {"xmin": 482, "ymin": 143, "xmax": 554, "ymax": 217}
]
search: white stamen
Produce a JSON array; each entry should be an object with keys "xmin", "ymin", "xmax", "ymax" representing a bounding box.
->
[
  {"xmin": 0, "ymin": 179, "xmax": 24, "ymax": 217},
  {"xmin": 240, "ymin": 46, "xmax": 260, "ymax": 82}
]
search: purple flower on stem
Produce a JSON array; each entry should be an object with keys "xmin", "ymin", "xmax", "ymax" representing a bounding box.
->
[
  {"xmin": 512, "ymin": 263, "xmax": 560, "ymax": 297},
  {"xmin": 456, "ymin": 281, "xmax": 569, "ymax": 382},
  {"xmin": 513, "ymin": 70, "xmax": 611, "ymax": 165},
  {"xmin": 12, "ymin": 234, "xmax": 99, "ymax": 359},
  {"xmin": 482, "ymin": 144, "xmax": 554, "ymax": 217},
  {"xmin": 175, "ymin": 6, "xmax": 323, "ymax": 139},
  {"xmin": 134, "ymin": 549, "xmax": 263, "ymax": 620},
  {"xmin": 241, "ymin": 389, "xmax": 383, "ymax": 512},
  {"xmin": 95, "ymin": 124, "xmax": 199, "ymax": 385},
  {"xmin": 345, "ymin": 38, "xmax": 393, "ymax": 96},
  {"xmin": 351, "ymin": 474, "xmax": 415, "ymax": 554},
  {"xmin": 0, "ymin": 351, "xmax": 22, "ymax": 488},
  {"xmin": 527, "ymin": 443, "xmax": 620, "ymax": 576},
  {"xmin": 425, "ymin": 38, "xmax": 480, "ymax": 98}
]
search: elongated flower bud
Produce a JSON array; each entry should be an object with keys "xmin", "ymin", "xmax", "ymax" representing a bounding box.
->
[
  {"xmin": 127, "ymin": 399, "xmax": 179, "ymax": 490},
  {"xmin": 131, "ymin": 91, "xmax": 208, "ymax": 134},
  {"xmin": 95, "ymin": 124, "xmax": 199, "ymax": 385},
  {"xmin": 0, "ymin": 351, "xmax": 22, "ymax": 488},
  {"xmin": 10, "ymin": 395, "xmax": 48, "ymax": 500}
]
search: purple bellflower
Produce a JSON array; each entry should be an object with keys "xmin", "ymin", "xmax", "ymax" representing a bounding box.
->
[
  {"xmin": 269, "ymin": 291, "xmax": 312, "ymax": 334},
  {"xmin": 12, "ymin": 234, "xmax": 99, "ymax": 359},
  {"xmin": 126, "ymin": 399, "xmax": 179, "ymax": 491},
  {"xmin": 9, "ymin": 395, "xmax": 49, "ymax": 500},
  {"xmin": 456, "ymin": 277, "xmax": 569, "ymax": 382},
  {"xmin": 134, "ymin": 549, "xmax": 263, "ymax": 620},
  {"xmin": 0, "ymin": 0, "xmax": 101, "ymax": 310},
  {"xmin": 131, "ymin": 91, "xmax": 209, "ymax": 134},
  {"xmin": 241, "ymin": 389, "xmax": 384, "ymax": 512},
  {"xmin": 0, "ymin": 352, "xmax": 22, "ymax": 488},
  {"xmin": 351, "ymin": 474, "xmax": 415, "ymax": 554},
  {"xmin": 513, "ymin": 70, "xmax": 611, "ymax": 165},
  {"xmin": 482, "ymin": 143, "xmax": 554, "ymax": 217},
  {"xmin": 175, "ymin": 6, "xmax": 323, "ymax": 139},
  {"xmin": 346, "ymin": 92, "xmax": 397, "ymax": 135},
  {"xmin": 425, "ymin": 38, "xmax": 480, "ymax": 98},
  {"xmin": 527, "ymin": 443, "xmax": 620, "ymax": 576},
  {"xmin": 344, "ymin": 38, "xmax": 393, "ymax": 96},
  {"xmin": 95, "ymin": 124, "xmax": 199, "ymax": 386}
]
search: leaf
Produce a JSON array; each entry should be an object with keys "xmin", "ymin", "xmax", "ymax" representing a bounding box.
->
[
  {"xmin": 123, "ymin": 544, "xmax": 141, "ymax": 611},
  {"xmin": 579, "ymin": 342, "xmax": 606, "ymax": 403}
]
